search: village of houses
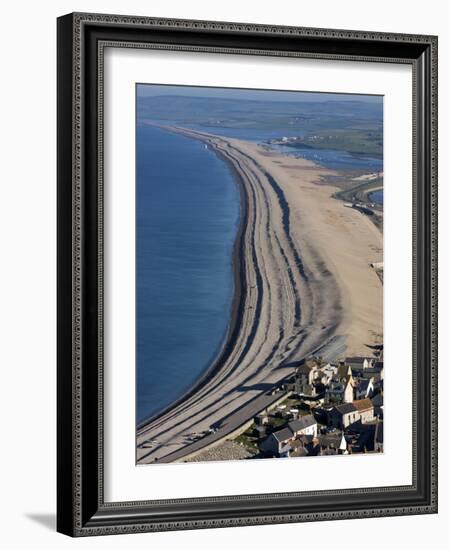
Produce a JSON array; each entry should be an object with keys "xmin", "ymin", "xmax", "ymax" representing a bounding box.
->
[{"xmin": 233, "ymin": 350, "xmax": 384, "ymax": 459}]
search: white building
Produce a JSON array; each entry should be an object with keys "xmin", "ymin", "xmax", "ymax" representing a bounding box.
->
[{"xmin": 288, "ymin": 415, "xmax": 318, "ymax": 438}]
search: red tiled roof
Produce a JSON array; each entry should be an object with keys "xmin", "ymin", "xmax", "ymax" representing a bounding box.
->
[{"xmin": 352, "ymin": 398, "xmax": 373, "ymax": 412}]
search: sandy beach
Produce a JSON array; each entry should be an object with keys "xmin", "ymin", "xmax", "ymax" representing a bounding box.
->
[{"xmin": 136, "ymin": 126, "xmax": 383, "ymax": 464}]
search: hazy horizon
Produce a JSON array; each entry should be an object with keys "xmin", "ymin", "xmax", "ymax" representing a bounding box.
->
[{"xmin": 137, "ymin": 83, "xmax": 382, "ymax": 104}]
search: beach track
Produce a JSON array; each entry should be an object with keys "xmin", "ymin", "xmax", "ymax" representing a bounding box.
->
[{"xmin": 136, "ymin": 127, "xmax": 349, "ymax": 464}]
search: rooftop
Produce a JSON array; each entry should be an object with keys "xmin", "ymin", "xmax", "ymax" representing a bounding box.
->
[
  {"xmin": 334, "ymin": 403, "xmax": 357, "ymax": 415},
  {"xmin": 296, "ymin": 363, "xmax": 316, "ymax": 374},
  {"xmin": 337, "ymin": 365, "xmax": 352, "ymax": 380},
  {"xmin": 352, "ymin": 398, "xmax": 373, "ymax": 412},
  {"xmin": 319, "ymin": 433, "xmax": 346, "ymax": 449},
  {"xmin": 290, "ymin": 447, "xmax": 309, "ymax": 458},
  {"xmin": 272, "ymin": 427, "xmax": 293, "ymax": 443},
  {"xmin": 375, "ymin": 421, "xmax": 384, "ymax": 444},
  {"xmin": 289, "ymin": 415, "xmax": 316, "ymax": 432},
  {"xmin": 357, "ymin": 378, "xmax": 373, "ymax": 391},
  {"xmin": 345, "ymin": 356, "xmax": 373, "ymax": 364},
  {"xmin": 372, "ymin": 393, "xmax": 383, "ymax": 406}
]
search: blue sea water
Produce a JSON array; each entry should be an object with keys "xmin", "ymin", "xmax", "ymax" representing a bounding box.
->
[
  {"xmin": 369, "ymin": 190, "xmax": 384, "ymax": 205},
  {"xmin": 136, "ymin": 125, "xmax": 240, "ymax": 424}
]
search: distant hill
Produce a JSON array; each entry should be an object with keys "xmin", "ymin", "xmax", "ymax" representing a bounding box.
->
[{"xmin": 137, "ymin": 95, "xmax": 383, "ymax": 134}]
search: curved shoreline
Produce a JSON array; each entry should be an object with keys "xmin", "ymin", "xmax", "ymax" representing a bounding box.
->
[
  {"xmin": 137, "ymin": 129, "xmax": 250, "ymax": 430},
  {"xmin": 136, "ymin": 125, "xmax": 383, "ymax": 464},
  {"xmin": 137, "ymin": 126, "xmax": 303, "ymax": 436},
  {"xmin": 136, "ymin": 126, "xmax": 335, "ymax": 457}
]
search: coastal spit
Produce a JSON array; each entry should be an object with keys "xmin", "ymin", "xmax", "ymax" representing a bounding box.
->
[{"xmin": 136, "ymin": 126, "xmax": 383, "ymax": 464}]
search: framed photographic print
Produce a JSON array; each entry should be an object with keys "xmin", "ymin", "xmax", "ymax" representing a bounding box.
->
[{"xmin": 57, "ymin": 12, "xmax": 438, "ymax": 536}]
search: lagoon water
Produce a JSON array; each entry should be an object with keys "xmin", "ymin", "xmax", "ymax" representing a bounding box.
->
[
  {"xmin": 169, "ymin": 122, "xmax": 383, "ymax": 173},
  {"xmin": 136, "ymin": 125, "xmax": 240, "ymax": 423},
  {"xmin": 369, "ymin": 190, "xmax": 384, "ymax": 205},
  {"xmin": 268, "ymin": 143, "xmax": 383, "ymax": 172}
]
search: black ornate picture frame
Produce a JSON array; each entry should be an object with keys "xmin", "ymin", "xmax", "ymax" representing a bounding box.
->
[{"xmin": 57, "ymin": 12, "xmax": 438, "ymax": 536}]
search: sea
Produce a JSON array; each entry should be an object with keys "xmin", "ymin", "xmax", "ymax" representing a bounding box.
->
[
  {"xmin": 136, "ymin": 123, "xmax": 383, "ymax": 425},
  {"xmin": 136, "ymin": 125, "xmax": 240, "ymax": 423}
]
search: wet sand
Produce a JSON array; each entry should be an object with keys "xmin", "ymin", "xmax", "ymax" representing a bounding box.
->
[{"xmin": 136, "ymin": 126, "xmax": 383, "ymax": 464}]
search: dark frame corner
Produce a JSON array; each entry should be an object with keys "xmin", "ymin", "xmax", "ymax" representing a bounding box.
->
[{"xmin": 57, "ymin": 12, "xmax": 438, "ymax": 537}]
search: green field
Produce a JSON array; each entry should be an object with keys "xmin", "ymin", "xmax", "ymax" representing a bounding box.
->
[{"xmin": 278, "ymin": 128, "xmax": 382, "ymax": 158}]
